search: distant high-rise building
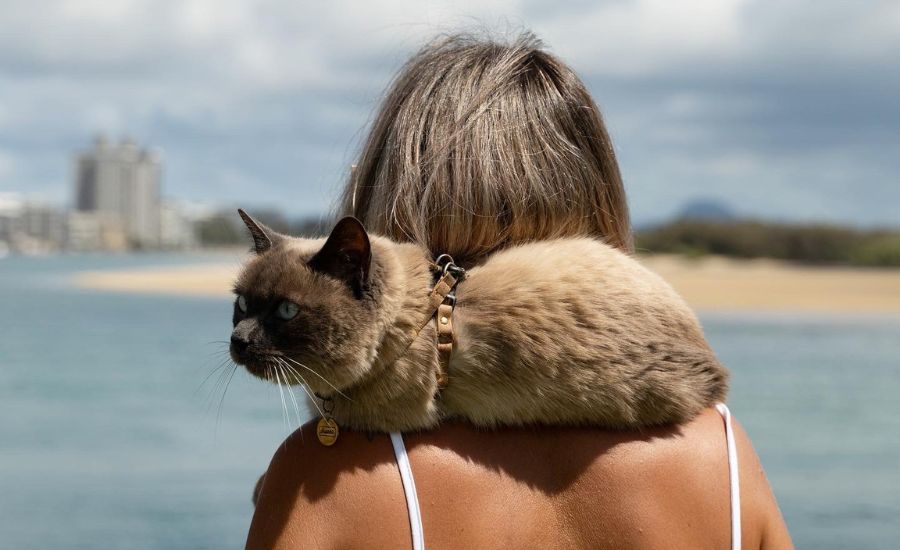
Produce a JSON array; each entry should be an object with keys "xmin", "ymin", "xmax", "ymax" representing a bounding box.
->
[{"xmin": 74, "ymin": 136, "xmax": 162, "ymax": 248}]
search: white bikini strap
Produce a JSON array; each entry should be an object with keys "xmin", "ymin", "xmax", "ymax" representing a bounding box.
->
[
  {"xmin": 391, "ymin": 410, "xmax": 740, "ymax": 550},
  {"xmin": 715, "ymin": 403, "xmax": 742, "ymax": 550},
  {"xmin": 390, "ymin": 432, "xmax": 425, "ymax": 550}
]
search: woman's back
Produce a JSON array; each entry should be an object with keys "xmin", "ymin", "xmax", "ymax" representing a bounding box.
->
[
  {"xmin": 245, "ymin": 32, "xmax": 791, "ymax": 550},
  {"xmin": 247, "ymin": 407, "xmax": 791, "ymax": 549}
]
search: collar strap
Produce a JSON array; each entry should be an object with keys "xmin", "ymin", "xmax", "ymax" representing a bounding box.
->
[
  {"xmin": 433, "ymin": 279, "xmax": 456, "ymax": 390},
  {"xmin": 425, "ymin": 269, "xmax": 459, "ymax": 312},
  {"xmin": 387, "ymin": 267, "xmax": 459, "ymax": 392},
  {"xmin": 327, "ymin": 257, "xmax": 464, "ymax": 403},
  {"xmin": 426, "ymin": 256, "xmax": 464, "ymax": 390}
]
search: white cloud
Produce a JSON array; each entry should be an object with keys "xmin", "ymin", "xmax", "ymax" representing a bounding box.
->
[
  {"xmin": 535, "ymin": 0, "xmax": 747, "ymax": 76},
  {"xmin": 0, "ymin": 0, "xmax": 897, "ymax": 223},
  {"xmin": 0, "ymin": 149, "xmax": 15, "ymax": 182}
]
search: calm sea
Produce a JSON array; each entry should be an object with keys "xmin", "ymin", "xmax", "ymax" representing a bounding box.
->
[{"xmin": 1, "ymin": 254, "xmax": 898, "ymax": 549}]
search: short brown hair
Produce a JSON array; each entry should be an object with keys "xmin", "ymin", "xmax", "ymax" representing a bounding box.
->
[{"xmin": 340, "ymin": 32, "xmax": 632, "ymax": 265}]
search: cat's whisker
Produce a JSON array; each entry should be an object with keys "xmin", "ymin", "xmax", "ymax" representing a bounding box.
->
[
  {"xmin": 273, "ymin": 365, "xmax": 290, "ymax": 435},
  {"xmin": 276, "ymin": 359, "xmax": 305, "ymax": 428},
  {"xmin": 204, "ymin": 362, "xmax": 235, "ymax": 412},
  {"xmin": 215, "ymin": 363, "xmax": 239, "ymax": 433},
  {"xmin": 281, "ymin": 356, "xmax": 352, "ymax": 401},
  {"xmin": 278, "ymin": 360, "xmax": 317, "ymax": 417},
  {"xmin": 278, "ymin": 360, "xmax": 309, "ymax": 392},
  {"xmin": 297, "ymin": 379, "xmax": 328, "ymax": 422},
  {"xmin": 275, "ymin": 362, "xmax": 307, "ymax": 444},
  {"xmin": 195, "ymin": 358, "xmax": 232, "ymax": 397},
  {"xmin": 286, "ymin": 366, "xmax": 327, "ymax": 421},
  {"xmin": 279, "ymin": 360, "xmax": 309, "ymax": 388},
  {"xmin": 272, "ymin": 366, "xmax": 284, "ymax": 428}
]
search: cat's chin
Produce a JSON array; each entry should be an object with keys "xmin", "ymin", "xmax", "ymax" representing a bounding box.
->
[
  {"xmin": 240, "ymin": 362, "xmax": 272, "ymax": 381},
  {"xmin": 230, "ymin": 351, "xmax": 279, "ymax": 382},
  {"xmin": 234, "ymin": 360, "xmax": 269, "ymax": 380}
]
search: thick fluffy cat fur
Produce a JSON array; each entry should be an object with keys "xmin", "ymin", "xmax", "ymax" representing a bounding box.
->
[{"xmin": 230, "ymin": 211, "xmax": 728, "ymax": 433}]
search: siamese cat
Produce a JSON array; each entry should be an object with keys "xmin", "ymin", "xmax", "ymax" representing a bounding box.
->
[{"xmin": 230, "ymin": 210, "xmax": 728, "ymax": 433}]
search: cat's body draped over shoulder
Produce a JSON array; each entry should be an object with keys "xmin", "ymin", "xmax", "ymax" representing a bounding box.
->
[{"xmin": 230, "ymin": 212, "xmax": 729, "ymax": 433}]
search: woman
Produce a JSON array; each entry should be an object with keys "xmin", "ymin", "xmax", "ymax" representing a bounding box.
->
[{"xmin": 247, "ymin": 33, "xmax": 792, "ymax": 549}]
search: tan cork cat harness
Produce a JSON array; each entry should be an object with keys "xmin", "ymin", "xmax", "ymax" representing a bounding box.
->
[
  {"xmin": 427, "ymin": 255, "xmax": 465, "ymax": 389},
  {"xmin": 368, "ymin": 253, "xmax": 464, "ymax": 390},
  {"xmin": 315, "ymin": 255, "xmax": 463, "ymax": 446}
]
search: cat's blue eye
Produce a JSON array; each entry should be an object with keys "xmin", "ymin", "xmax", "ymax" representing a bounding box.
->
[
  {"xmin": 236, "ymin": 295, "xmax": 248, "ymax": 313},
  {"xmin": 277, "ymin": 301, "xmax": 299, "ymax": 320}
]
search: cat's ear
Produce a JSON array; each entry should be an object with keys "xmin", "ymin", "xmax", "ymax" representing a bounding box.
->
[
  {"xmin": 237, "ymin": 209, "xmax": 281, "ymax": 254},
  {"xmin": 308, "ymin": 217, "xmax": 371, "ymax": 296}
]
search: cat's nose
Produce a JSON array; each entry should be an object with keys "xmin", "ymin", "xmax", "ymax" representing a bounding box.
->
[{"xmin": 230, "ymin": 334, "xmax": 249, "ymax": 354}]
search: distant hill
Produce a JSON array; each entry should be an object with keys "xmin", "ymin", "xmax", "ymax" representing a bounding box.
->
[{"xmin": 676, "ymin": 198, "xmax": 737, "ymax": 222}]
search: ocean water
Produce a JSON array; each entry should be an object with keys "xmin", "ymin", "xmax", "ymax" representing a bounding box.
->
[{"xmin": 1, "ymin": 254, "xmax": 898, "ymax": 549}]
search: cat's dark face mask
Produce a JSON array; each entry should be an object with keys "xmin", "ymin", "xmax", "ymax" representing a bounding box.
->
[{"xmin": 229, "ymin": 210, "xmax": 375, "ymax": 393}]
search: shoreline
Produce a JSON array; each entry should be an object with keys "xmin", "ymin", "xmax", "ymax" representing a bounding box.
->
[
  {"xmin": 71, "ymin": 254, "xmax": 900, "ymax": 313},
  {"xmin": 639, "ymin": 255, "xmax": 900, "ymax": 313}
]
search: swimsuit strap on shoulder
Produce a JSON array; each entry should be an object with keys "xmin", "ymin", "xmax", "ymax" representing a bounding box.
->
[
  {"xmin": 390, "ymin": 408, "xmax": 741, "ymax": 550},
  {"xmin": 390, "ymin": 432, "xmax": 425, "ymax": 550},
  {"xmin": 715, "ymin": 403, "xmax": 742, "ymax": 550}
]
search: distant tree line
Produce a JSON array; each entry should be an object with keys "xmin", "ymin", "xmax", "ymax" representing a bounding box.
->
[
  {"xmin": 196, "ymin": 210, "xmax": 332, "ymax": 247},
  {"xmin": 198, "ymin": 210, "xmax": 900, "ymax": 267},
  {"xmin": 635, "ymin": 220, "xmax": 900, "ymax": 267}
]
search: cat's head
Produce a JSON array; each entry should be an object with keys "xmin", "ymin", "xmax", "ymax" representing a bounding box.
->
[{"xmin": 229, "ymin": 209, "xmax": 381, "ymax": 395}]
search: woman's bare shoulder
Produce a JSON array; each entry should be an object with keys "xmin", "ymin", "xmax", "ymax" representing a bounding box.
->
[
  {"xmin": 252, "ymin": 408, "xmax": 725, "ymax": 494},
  {"xmin": 247, "ymin": 408, "xmax": 792, "ymax": 549},
  {"xmin": 247, "ymin": 423, "xmax": 411, "ymax": 550}
]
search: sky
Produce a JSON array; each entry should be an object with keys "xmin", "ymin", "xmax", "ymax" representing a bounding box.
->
[{"xmin": 0, "ymin": 0, "xmax": 898, "ymax": 226}]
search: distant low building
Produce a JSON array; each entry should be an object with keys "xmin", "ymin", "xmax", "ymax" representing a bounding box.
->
[
  {"xmin": 0, "ymin": 194, "xmax": 66, "ymax": 254},
  {"xmin": 0, "ymin": 195, "xmax": 22, "ymax": 253},
  {"xmin": 159, "ymin": 200, "xmax": 198, "ymax": 250},
  {"xmin": 74, "ymin": 136, "xmax": 162, "ymax": 249},
  {"xmin": 22, "ymin": 203, "xmax": 66, "ymax": 251},
  {"xmin": 66, "ymin": 211, "xmax": 128, "ymax": 252}
]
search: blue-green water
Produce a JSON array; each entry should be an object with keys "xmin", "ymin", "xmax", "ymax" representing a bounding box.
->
[{"xmin": 1, "ymin": 255, "xmax": 899, "ymax": 549}]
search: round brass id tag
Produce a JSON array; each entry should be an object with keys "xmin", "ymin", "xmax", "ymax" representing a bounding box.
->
[{"xmin": 316, "ymin": 417, "xmax": 339, "ymax": 446}]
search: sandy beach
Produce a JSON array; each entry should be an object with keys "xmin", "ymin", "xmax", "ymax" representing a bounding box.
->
[
  {"xmin": 72, "ymin": 254, "xmax": 900, "ymax": 313},
  {"xmin": 640, "ymin": 255, "xmax": 900, "ymax": 313}
]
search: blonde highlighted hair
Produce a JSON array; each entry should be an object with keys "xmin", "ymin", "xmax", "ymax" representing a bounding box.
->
[{"xmin": 340, "ymin": 32, "xmax": 632, "ymax": 265}]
